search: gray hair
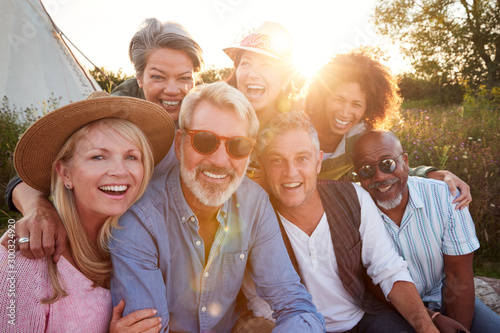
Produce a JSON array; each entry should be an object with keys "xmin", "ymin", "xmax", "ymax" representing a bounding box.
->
[
  {"xmin": 129, "ymin": 18, "xmax": 204, "ymax": 78},
  {"xmin": 179, "ymin": 82, "xmax": 259, "ymax": 138},
  {"xmin": 256, "ymin": 111, "xmax": 320, "ymax": 155}
]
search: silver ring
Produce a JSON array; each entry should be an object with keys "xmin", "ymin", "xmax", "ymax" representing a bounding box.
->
[{"xmin": 18, "ymin": 237, "xmax": 30, "ymax": 245}]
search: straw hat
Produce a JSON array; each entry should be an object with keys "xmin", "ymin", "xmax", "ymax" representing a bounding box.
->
[
  {"xmin": 223, "ymin": 21, "xmax": 293, "ymax": 63},
  {"xmin": 14, "ymin": 91, "xmax": 175, "ymax": 194}
]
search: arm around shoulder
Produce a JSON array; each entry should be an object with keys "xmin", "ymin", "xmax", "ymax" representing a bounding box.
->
[{"xmin": 1, "ymin": 180, "xmax": 66, "ymax": 261}]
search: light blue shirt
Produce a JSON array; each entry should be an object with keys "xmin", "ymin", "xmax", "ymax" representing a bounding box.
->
[
  {"xmin": 109, "ymin": 164, "xmax": 325, "ymax": 333},
  {"xmin": 379, "ymin": 177, "xmax": 480, "ymax": 308}
]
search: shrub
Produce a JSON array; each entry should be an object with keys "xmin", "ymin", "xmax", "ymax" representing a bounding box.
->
[
  {"xmin": 398, "ymin": 74, "xmax": 464, "ymax": 105},
  {"xmin": 0, "ymin": 95, "xmax": 60, "ymax": 225},
  {"xmin": 89, "ymin": 67, "xmax": 134, "ymax": 93}
]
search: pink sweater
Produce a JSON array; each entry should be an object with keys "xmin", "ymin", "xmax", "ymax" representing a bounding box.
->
[{"xmin": 0, "ymin": 246, "xmax": 112, "ymax": 332}]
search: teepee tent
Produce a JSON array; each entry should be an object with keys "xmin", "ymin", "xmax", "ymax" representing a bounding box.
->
[{"xmin": 0, "ymin": 0, "xmax": 100, "ymax": 114}]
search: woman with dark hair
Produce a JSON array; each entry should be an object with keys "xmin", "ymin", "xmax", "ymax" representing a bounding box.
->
[
  {"xmin": 305, "ymin": 51, "xmax": 471, "ymax": 208},
  {"xmin": 112, "ymin": 18, "xmax": 204, "ymax": 123}
]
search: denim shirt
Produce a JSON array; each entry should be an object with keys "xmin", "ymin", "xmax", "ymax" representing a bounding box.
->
[{"xmin": 109, "ymin": 164, "xmax": 325, "ymax": 333}]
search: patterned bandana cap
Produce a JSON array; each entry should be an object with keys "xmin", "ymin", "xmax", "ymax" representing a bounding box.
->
[{"xmin": 223, "ymin": 21, "xmax": 292, "ymax": 63}]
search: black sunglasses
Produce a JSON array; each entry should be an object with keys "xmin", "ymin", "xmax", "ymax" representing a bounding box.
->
[
  {"xmin": 184, "ymin": 128, "xmax": 256, "ymax": 159},
  {"xmin": 357, "ymin": 153, "xmax": 404, "ymax": 180}
]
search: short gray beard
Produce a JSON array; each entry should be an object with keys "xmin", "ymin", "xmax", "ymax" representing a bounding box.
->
[
  {"xmin": 179, "ymin": 148, "xmax": 247, "ymax": 207},
  {"xmin": 376, "ymin": 192, "xmax": 403, "ymax": 211}
]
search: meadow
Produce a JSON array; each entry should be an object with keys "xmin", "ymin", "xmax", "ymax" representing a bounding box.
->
[
  {"xmin": 389, "ymin": 93, "xmax": 500, "ymax": 277},
  {"xmin": 1, "ymin": 91, "xmax": 499, "ymax": 276}
]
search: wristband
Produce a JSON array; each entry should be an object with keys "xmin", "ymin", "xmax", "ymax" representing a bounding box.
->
[{"xmin": 431, "ymin": 312, "xmax": 441, "ymax": 321}]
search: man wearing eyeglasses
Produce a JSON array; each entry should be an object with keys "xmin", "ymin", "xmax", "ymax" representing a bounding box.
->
[
  {"xmin": 245, "ymin": 111, "xmax": 459, "ymax": 332},
  {"xmin": 352, "ymin": 131, "xmax": 500, "ymax": 332},
  {"xmin": 108, "ymin": 82, "xmax": 325, "ymax": 333}
]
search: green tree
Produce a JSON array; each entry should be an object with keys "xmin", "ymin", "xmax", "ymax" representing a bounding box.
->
[
  {"xmin": 200, "ymin": 66, "xmax": 233, "ymax": 83},
  {"xmin": 373, "ymin": 0, "xmax": 500, "ymax": 88},
  {"xmin": 89, "ymin": 67, "xmax": 134, "ymax": 93}
]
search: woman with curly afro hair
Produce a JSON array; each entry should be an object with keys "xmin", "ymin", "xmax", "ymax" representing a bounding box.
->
[{"xmin": 304, "ymin": 51, "xmax": 471, "ymax": 208}]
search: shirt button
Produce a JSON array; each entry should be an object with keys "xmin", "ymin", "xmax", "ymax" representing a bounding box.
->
[
  {"xmin": 201, "ymin": 306, "xmax": 207, "ymax": 312},
  {"xmin": 239, "ymin": 254, "xmax": 245, "ymax": 260},
  {"xmin": 195, "ymin": 240, "xmax": 202, "ymax": 246},
  {"xmin": 204, "ymin": 272, "xmax": 209, "ymax": 277},
  {"xmin": 181, "ymin": 216, "xmax": 186, "ymax": 221},
  {"xmin": 190, "ymin": 216, "xmax": 196, "ymax": 222}
]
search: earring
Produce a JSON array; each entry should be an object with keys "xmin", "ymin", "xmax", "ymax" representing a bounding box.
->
[{"xmin": 65, "ymin": 184, "xmax": 72, "ymax": 190}]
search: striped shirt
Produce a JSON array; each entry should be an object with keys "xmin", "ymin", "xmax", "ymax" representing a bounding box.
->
[{"xmin": 379, "ymin": 177, "xmax": 480, "ymax": 309}]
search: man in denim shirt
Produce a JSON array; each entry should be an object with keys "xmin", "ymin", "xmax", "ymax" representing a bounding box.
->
[{"xmin": 109, "ymin": 82, "xmax": 325, "ymax": 333}]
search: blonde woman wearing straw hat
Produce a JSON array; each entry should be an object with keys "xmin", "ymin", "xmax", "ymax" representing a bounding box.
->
[
  {"xmin": 0, "ymin": 92, "xmax": 174, "ymax": 332},
  {"xmin": 2, "ymin": 17, "xmax": 203, "ymax": 265}
]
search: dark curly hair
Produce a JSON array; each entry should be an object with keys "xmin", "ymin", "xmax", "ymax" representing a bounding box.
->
[{"xmin": 304, "ymin": 51, "xmax": 401, "ymax": 129}]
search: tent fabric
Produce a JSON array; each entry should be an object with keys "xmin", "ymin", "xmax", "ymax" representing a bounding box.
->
[{"xmin": 0, "ymin": 0, "xmax": 100, "ymax": 114}]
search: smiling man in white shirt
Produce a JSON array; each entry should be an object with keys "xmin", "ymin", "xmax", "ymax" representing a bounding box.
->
[{"xmin": 243, "ymin": 111, "xmax": 455, "ymax": 333}]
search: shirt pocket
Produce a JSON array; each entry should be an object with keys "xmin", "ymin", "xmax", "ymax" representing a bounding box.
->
[{"xmin": 222, "ymin": 250, "xmax": 248, "ymax": 299}]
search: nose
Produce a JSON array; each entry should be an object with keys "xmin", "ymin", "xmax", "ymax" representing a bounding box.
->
[
  {"xmin": 371, "ymin": 164, "xmax": 388, "ymax": 182},
  {"xmin": 337, "ymin": 102, "xmax": 351, "ymax": 117},
  {"xmin": 206, "ymin": 140, "xmax": 233, "ymax": 167},
  {"xmin": 284, "ymin": 160, "xmax": 298, "ymax": 177},
  {"xmin": 163, "ymin": 78, "xmax": 180, "ymax": 95},
  {"xmin": 108, "ymin": 157, "xmax": 129, "ymax": 177},
  {"xmin": 247, "ymin": 66, "xmax": 262, "ymax": 79}
]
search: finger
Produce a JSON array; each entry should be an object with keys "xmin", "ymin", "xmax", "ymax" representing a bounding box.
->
[
  {"xmin": 455, "ymin": 197, "xmax": 471, "ymax": 210},
  {"xmin": 15, "ymin": 221, "xmax": 35, "ymax": 259},
  {"xmin": 120, "ymin": 308, "xmax": 158, "ymax": 326},
  {"xmin": 27, "ymin": 227, "xmax": 46, "ymax": 259},
  {"xmin": 447, "ymin": 182, "xmax": 458, "ymax": 197},
  {"xmin": 51, "ymin": 227, "xmax": 67, "ymax": 263},
  {"xmin": 0, "ymin": 232, "xmax": 12, "ymax": 249},
  {"xmin": 42, "ymin": 228, "xmax": 56, "ymax": 257},
  {"xmin": 130, "ymin": 316, "xmax": 162, "ymax": 333},
  {"xmin": 452, "ymin": 186, "xmax": 471, "ymax": 210},
  {"xmin": 111, "ymin": 299, "xmax": 126, "ymax": 323}
]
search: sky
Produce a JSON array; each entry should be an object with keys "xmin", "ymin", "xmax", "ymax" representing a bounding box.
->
[{"xmin": 43, "ymin": 0, "xmax": 409, "ymax": 78}]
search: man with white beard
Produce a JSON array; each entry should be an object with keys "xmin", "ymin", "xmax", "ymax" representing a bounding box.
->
[
  {"xmin": 352, "ymin": 131, "xmax": 500, "ymax": 332},
  {"xmin": 109, "ymin": 82, "xmax": 325, "ymax": 333}
]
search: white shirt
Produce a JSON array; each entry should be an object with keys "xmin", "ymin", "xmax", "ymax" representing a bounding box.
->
[{"xmin": 243, "ymin": 184, "xmax": 413, "ymax": 332}]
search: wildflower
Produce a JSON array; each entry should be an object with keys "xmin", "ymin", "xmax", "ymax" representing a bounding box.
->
[
  {"xmin": 478, "ymin": 138, "xmax": 482, "ymax": 142},
  {"xmin": 455, "ymin": 157, "xmax": 458, "ymax": 160},
  {"xmin": 462, "ymin": 155, "xmax": 468, "ymax": 159},
  {"xmin": 491, "ymin": 204, "xmax": 495, "ymax": 208},
  {"xmin": 468, "ymin": 137, "xmax": 473, "ymax": 140}
]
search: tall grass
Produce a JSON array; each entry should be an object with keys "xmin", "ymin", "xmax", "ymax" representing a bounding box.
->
[{"xmin": 390, "ymin": 100, "xmax": 500, "ymax": 263}]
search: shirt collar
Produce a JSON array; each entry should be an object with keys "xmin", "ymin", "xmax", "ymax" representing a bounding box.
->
[{"xmin": 407, "ymin": 177, "xmax": 425, "ymax": 210}]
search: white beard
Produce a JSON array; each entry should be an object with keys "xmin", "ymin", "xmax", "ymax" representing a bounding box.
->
[
  {"xmin": 179, "ymin": 148, "xmax": 247, "ymax": 207},
  {"xmin": 376, "ymin": 192, "xmax": 403, "ymax": 211}
]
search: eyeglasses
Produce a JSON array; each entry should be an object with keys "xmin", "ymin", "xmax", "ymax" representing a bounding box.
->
[
  {"xmin": 357, "ymin": 153, "xmax": 404, "ymax": 180},
  {"xmin": 184, "ymin": 128, "xmax": 256, "ymax": 159}
]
